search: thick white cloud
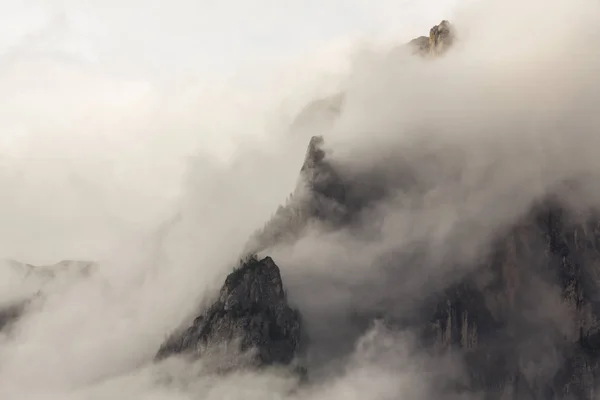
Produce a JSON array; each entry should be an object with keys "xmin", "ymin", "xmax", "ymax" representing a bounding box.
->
[
  {"xmin": 7, "ymin": 0, "xmax": 596, "ymax": 399},
  {"xmin": 0, "ymin": 0, "xmax": 460, "ymax": 264}
]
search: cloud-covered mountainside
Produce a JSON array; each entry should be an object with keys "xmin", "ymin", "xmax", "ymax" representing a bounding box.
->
[
  {"xmin": 5, "ymin": 1, "xmax": 600, "ymax": 398},
  {"xmin": 239, "ymin": 20, "xmax": 600, "ymax": 398}
]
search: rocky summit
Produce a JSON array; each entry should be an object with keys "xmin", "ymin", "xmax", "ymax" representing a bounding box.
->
[
  {"xmin": 408, "ymin": 20, "xmax": 454, "ymax": 55},
  {"xmin": 156, "ymin": 256, "xmax": 302, "ymax": 369}
]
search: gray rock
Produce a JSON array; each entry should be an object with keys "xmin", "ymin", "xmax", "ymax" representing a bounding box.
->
[
  {"xmin": 428, "ymin": 20, "xmax": 455, "ymax": 55},
  {"xmin": 422, "ymin": 201, "xmax": 600, "ymax": 399},
  {"xmin": 156, "ymin": 256, "xmax": 302, "ymax": 369},
  {"xmin": 244, "ymin": 135, "xmax": 350, "ymax": 254}
]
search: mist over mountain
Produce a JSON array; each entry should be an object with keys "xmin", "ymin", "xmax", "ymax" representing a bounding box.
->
[{"xmin": 2, "ymin": 0, "xmax": 600, "ymax": 398}]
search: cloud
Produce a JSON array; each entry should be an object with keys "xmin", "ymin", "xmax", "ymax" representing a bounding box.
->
[{"xmin": 2, "ymin": 0, "xmax": 600, "ymax": 398}]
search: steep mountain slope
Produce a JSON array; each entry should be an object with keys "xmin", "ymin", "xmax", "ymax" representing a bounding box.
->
[
  {"xmin": 422, "ymin": 202, "xmax": 600, "ymax": 398},
  {"xmin": 157, "ymin": 21, "xmax": 463, "ymax": 377},
  {"xmin": 149, "ymin": 19, "xmax": 600, "ymax": 399},
  {"xmin": 243, "ymin": 20, "xmax": 600, "ymax": 398},
  {"xmin": 156, "ymin": 255, "xmax": 302, "ymax": 370}
]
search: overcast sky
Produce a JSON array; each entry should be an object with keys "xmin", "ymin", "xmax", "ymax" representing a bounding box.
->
[
  {"xmin": 0, "ymin": 0, "xmax": 460, "ymax": 85},
  {"xmin": 0, "ymin": 0, "xmax": 463, "ymax": 263}
]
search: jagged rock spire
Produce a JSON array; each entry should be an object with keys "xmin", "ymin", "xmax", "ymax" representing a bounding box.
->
[{"xmin": 156, "ymin": 256, "xmax": 302, "ymax": 370}]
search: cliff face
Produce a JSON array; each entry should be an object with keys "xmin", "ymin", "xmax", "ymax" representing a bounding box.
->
[
  {"xmin": 422, "ymin": 203, "xmax": 600, "ymax": 398},
  {"xmin": 157, "ymin": 256, "xmax": 302, "ymax": 371}
]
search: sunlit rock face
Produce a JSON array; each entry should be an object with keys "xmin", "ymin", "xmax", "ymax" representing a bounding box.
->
[{"xmin": 407, "ymin": 20, "xmax": 455, "ymax": 56}]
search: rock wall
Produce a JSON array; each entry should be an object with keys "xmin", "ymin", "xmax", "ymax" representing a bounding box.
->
[
  {"xmin": 425, "ymin": 203, "xmax": 600, "ymax": 398},
  {"xmin": 157, "ymin": 256, "xmax": 302, "ymax": 371}
]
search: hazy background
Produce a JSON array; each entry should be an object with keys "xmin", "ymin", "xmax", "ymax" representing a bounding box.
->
[
  {"xmin": 0, "ymin": 1, "xmax": 462, "ymax": 398},
  {"xmin": 2, "ymin": 0, "xmax": 600, "ymax": 399},
  {"xmin": 0, "ymin": 0, "xmax": 456, "ymax": 264}
]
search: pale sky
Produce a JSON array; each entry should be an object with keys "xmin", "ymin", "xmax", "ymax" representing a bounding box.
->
[
  {"xmin": 0, "ymin": 0, "xmax": 460, "ymax": 85},
  {"xmin": 0, "ymin": 0, "xmax": 462, "ymax": 263}
]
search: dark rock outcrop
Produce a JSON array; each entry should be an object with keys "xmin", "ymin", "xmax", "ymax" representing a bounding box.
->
[
  {"xmin": 408, "ymin": 20, "xmax": 455, "ymax": 56},
  {"xmin": 428, "ymin": 20, "xmax": 455, "ymax": 54},
  {"xmin": 157, "ymin": 256, "xmax": 302, "ymax": 369},
  {"xmin": 422, "ymin": 203, "xmax": 600, "ymax": 399},
  {"xmin": 408, "ymin": 36, "xmax": 431, "ymax": 55}
]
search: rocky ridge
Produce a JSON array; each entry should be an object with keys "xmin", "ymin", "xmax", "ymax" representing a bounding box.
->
[
  {"xmin": 156, "ymin": 255, "xmax": 302, "ymax": 371},
  {"xmin": 210, "ymin": 19, "xmax": 600, "ymax": 398},
  {"xmin": 157, "ymin": 18, "xmax": 464, "ymax": 376}
]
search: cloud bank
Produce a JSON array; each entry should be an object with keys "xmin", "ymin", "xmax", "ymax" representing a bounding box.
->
[{"xmin": 2, "ymin": 0, "xmax": 600, "ymax": 398}]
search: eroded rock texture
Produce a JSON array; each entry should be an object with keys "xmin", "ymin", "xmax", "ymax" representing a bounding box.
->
[
  {"xmin": 423, "ymin": 204, "xmax": 600, "ymax": 399},
  {"xmin": 157, "ymin": 256, "xmax": 302, "ymax": 369}
]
